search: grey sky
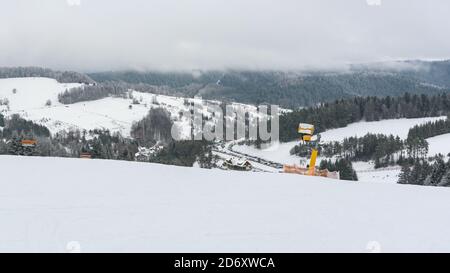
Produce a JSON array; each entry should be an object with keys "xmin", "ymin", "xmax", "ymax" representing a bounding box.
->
[{"xmin": 1, "ymin": 0, "xmax": 450, "ymax": 71}]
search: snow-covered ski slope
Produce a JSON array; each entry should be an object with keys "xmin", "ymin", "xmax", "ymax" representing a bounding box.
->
[{"xmin": 2, "ymin": 155, "xmax": 450, "ymax": 253}]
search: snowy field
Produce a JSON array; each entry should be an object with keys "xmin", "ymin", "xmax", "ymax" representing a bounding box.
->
[
  {"xmin": 0, "ymin": 77, "xmax": 193, "ymax": 136},
  {"xmin": 427, "ymin": 133, "xmax": 450, "ymax": 158},
  {"xmin": 352, "ymin": 162, "xmax": 401, "ymax": 184},
  {"xmin": 0, "ymin": 77, "xmax": 83, "ymax": 110},
  {"xmin": 0, "ymin": 77, "xmax": 270, "ymax": 137},
  {"xmin": 319, "ymin": 117, "xmax": 447, "ymax": 142},
  {"xmin": 2, "ymin": 155, "xmax": 450, "ymax": 252}
]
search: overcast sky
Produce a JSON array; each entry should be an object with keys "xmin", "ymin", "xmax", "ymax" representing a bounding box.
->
[{"xmin": 1, "ymin": 0, "xmax": 450, "ymax": 71}]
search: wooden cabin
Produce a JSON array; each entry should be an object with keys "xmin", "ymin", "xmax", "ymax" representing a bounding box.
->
[
  {"xmin": 21, "ymin": 139, "xmax": 37, "ymax": 147},
  {"xmin": 80, "ymin": 152, "xmax": 92, "ymax": 159},
  {"xmin": 283, "ymin": 164, "xmax": 340, "ymax": 179}
]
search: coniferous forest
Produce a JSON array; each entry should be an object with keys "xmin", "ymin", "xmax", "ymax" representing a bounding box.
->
[{"xmin": 279, "ymin": 93, "xmax": 450, "ymax": 142}]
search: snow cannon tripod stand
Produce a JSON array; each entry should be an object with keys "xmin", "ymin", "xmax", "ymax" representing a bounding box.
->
[{"xmin": 298, "ymin": 123, "xmax": 321, "ymax": 176}]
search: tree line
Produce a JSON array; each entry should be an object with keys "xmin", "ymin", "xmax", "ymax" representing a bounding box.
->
[
  {"xmin": 398, "ymin": 156, "xmax": 450, "ymax": 187},
  {"xmin": 0, "ymin": 67, "xmax": 94, "ymax": 84},
  {"xmin": 319, "ymin": 158, "xmax": 358, "ymax": 181},
  {"xmin": 407, "ymin": 117, "xmax": 450, "ymax": 141},
  {"xmin": 58, "ymin": 82, "xmax": 129, "ymax": 104},
  {"xmin": 89, "ymin": 69, "xmax": 450, "ymax": 109},
  {"xmin": 291, "ymin": 132, "xmax": 430, "ymax": 169},
  {"xmin": 279, "ymin": 93, "xmax": 450, "ymax": 142},
  {"xmin": 0, "ymin": 114, "xmax": 50, "ymax": 138}
]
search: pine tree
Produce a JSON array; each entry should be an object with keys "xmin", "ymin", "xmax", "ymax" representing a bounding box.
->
[
  {"xmin": 8, "ymin": 136, "xmax": 22, "ymax": 155},
  {"xmin": 437, "ymin": 169, "xmax": 450, "ymax": 187},
  {"xmin": 398, "ymin": 165, "xmax": 411, "ymax": 184}
]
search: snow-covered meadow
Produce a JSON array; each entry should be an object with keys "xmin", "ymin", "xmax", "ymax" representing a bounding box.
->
[
  {"xmin": 2, "ymin": 155, "xmax": 450, "ymax": 252},
  {"xmin": 0, "ymin": 77, "xmax": 273, "ymax": 138},
  {"xmin": 0, "ymin": 77, "xmax": 195, "ymax": 136},
  {"xmin": 427, "ymin": 133, "xmax": 450, "ymax": 158}
]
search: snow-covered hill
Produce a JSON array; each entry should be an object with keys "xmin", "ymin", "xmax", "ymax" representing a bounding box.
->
[
  {"xmin": 2, "ymin": 155, "xmax": 450, "ymax": 252},
  {"xmin": 428, "ymin": 133, "xmax": 450, "ymax": 158},
  {"xmin": 0, "ymin": 77, "xmax": 83, "ymax": 110},
  {"xmin": 0, "ymin": 77, "xmax": 269, "ymax": 137},
  {"xmin": 0, "ymin": 77, "xmax": 192, "ymax": 136}
]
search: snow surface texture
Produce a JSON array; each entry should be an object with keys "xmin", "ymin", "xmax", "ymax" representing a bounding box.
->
[
  {"xmin": 2, "ymin": 155, "xmax": 450, "ymax": 253},
  {"xmin": 352, "ymin": 162, "xmax": 400, "ymax": 184},
  {"xmin": 427, "ymin": 133, "xmax": 450, "ymax": 158}
]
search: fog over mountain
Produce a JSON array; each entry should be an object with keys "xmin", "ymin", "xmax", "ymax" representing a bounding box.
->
[{"xmin": 1, "ymin": 0, "xmax": 450, "ymax": 71}]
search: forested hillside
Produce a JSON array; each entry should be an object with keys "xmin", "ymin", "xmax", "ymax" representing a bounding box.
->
[
  {"xmin": 4, "ymin": 61, "xmax": 450, "ymax": 109},
  {"xmin": 354, "ymin": 60, "xmax": 450, "ymax": 88},
  {"xmin": 279, "ymin": 93, "xmax": 450, "ymax": 142},
  {"xmin": 0, "ymin": 67, "xmax": 94, "ymax": 84},
  {"xmin": 88, "ymin": 61, "xmax": 450, "ymax": 108}
]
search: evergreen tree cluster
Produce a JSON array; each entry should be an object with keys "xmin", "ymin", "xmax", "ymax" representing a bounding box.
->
[
  {"xmin": 0, "ymin": 113, "xmax": 4, "ymax": 127},
  {"xmin": 0, "ymin": 112, "xmax": 216, "ymax": 168},
  {"xmin": 58, "ymin": 82, "xmax": 128, "ymax": 104},
  {"xmin": 280, "ymin": 93, "xmax": 450, "ymax": 142},
  {"xmin": 89, "ymin": 69, "xmax": 450, "ymax": 109},
  {"xmin": 0, "ymin": 67, "xmax": 94, "ymax": 84},
  {"xmin": 89, "ymin": 70, "xmax": 222, "ymax": 88},
  {"xmin": 291, "ymin": 134, "xmax": 404, "ymax": 168},
  {"xmin": 398, "ymin": 156, "xmax": 450, "ymax": 187},
  {"xmin": 150, "ymin": 140, "xmax": 216, "ymax": 168},
  {"xmin": 7, "ymin": 135, "xmax": 37, "ymax": 156},
  {"xmin": 130, "ymin": 107, "xmax": 173, "ymax": 146},
  {"xmin": 0, "ymin": 114, "xmax": 50, "ymax": 139},
  {"xmin": 319, "ymin": 158, "xmax": 358, "ymax": 181},
  {"xmin": 292, "ymin": 132, "xmax": 430, "ymax": 169},
  {"xmin": 53, "ymin": 129, "xmax": 138, "ymax": 160},
  {"xmin": 130, "ymin": 108, "xmax": 217, "ymax": 167},
  {"xmin": 407, "ymin": 116, "xmax": 450, "ymax": 141}
]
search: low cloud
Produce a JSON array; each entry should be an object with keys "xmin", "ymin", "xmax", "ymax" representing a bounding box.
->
[{"xmin": 1, "ymin": 0, "xmax": 450, "ymax": 71}]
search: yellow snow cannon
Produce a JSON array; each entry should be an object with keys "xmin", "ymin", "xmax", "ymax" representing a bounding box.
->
[
  {"xmin": 298, "ymin": 123, "xmax": 314, "ymax": 137},
  {"xmin": 298, "ymin": 123, "xmax": 319, "ymax": 176}
]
